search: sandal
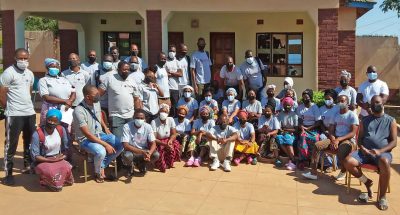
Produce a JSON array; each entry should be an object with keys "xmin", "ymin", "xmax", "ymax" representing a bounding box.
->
[
  {"xmin": 378, "ymin": 197, "xmax": 388, "ymax": 211},
  {"xmin": 357, "ymin": 193, "xmax": 369, "ymax": 203},
  {"xmin": 94, "ymin": 173, "xmax": 105, "ymax": 183}
]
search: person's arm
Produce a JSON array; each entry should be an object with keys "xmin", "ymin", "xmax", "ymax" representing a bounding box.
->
[
  {"xmin": 238, "ymin": 79, "xmax": 244, "ymax": 100},
  {"xmin": 31, "ymin": 132, "xmax": 65, "ymax": 163},
  {"xmin": 250, "ymin": 131, "xmax": 256, "ymax": 142},
  {"xmin": 336, "ymin": 124, "xmax": 358, "ymax": 142},
  {"xmin": 204, "ymin": 131, "xmax": 218, "ymax": 141},
  {"xmin": 98, "ymin": 87, "xmax": 106, "ymax": 97},
  {"xmin": 151, "ymin": 83, "xmax": 164, "ymax": 98},
  {"xmin": 100, "ymin": 115, "xmax": 111, "ymax": 134},
  {"xmin": 190, "ymin": 68, "xmax": 198, "ymax": 94},
  {"xmin": 134, "ymin": 96, "xmax": 143, "ymax": 110},
  {"xmin": 229, "ymin": 108, "xmax": 240, "ymax": 122},
  {"xmin": 123, "ymin": 142, "xmax": 147, "ymax": 155},
  {"xmin": 190, "ymin": 109, "xmax": 198, "ymax": 122},
  {"xmin": 79, "ymin": 125, "xmax": 115, "ymax": 154},
  {"xmin": 306, "ymin": 120, "xmax": 321, "ymax": 131},
  {"xmin": 168, "ymin": 128, "xmax": 177, "ymax": 143},
  {"xmin": 42, "ymin": 94, "xmax": 75, "ymax": 107},
  {"xmin": 224, "ymin": 132, "xmax": 238, "ymax": 143},
  {"xmin": 356, "ymin": 92, "xmax": 367, "ymax": 109},
  {"xmin": 0, "ymin": 86, "xmax": 8, "ymax": 108},
  {"xmin": 170, "ymin": 68, "xmax": 183, "ymax": 77},
  {"xmin": 267, "ymin": 129, "xmax": 278, "ymax": 137},
  {"xmin": 374, "ymin": 119, "xmax": 397, "ymax": 154}
]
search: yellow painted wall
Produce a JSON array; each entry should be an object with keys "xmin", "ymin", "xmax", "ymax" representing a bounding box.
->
[{"xmin": 168, "ymin": 12, "xmax": 317, "ymax": 94}]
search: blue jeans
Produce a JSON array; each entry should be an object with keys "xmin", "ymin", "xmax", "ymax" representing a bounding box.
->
[{"xmin": 81, "ymin": 133, "xmax": 124, "ymax": 174}]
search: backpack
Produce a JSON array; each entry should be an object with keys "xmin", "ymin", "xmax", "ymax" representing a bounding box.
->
[
  {"xmin": 94, "ymin": 69, "xmax": 101, "ymax": 87},
  {"xmin": 37, "ymin": 126, "xmax": 64, "ymax": 147}
]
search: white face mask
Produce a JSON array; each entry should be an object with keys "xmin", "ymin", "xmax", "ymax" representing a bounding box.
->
[
  {"xmin": 130, "ymin": 63, "xmax": 139, "ymax": 71},
  {"xmin": 16, "ymin": 60, "xmax": 29, "ymax": 70},
  {"xmin": 134, "ymin": 119, "xmax": 145, "ymax": 127},
  {"xmin": 246, "ymin": 57, "xmax": 254, "ymax": 65},
  {"xmin": 102, "ymin": 62, "xmax": 113, "ymax": 70},
  {"xmin": 168, "ymin": 51, "xmax": 176, "ymax": 59},
  {"xmin": 325, "ymin": 99, "xmax": 334, "ymax": 106},
  {"xmin": 184, "ymin": 92, "xmax": 191, "ymax": 98},
  {"xmin": 159, "ymin": 112, "xmax": 168, "ymax": 121},
  {"xmin": 228, "ymin": 95, "xmax": 235, "ymax": 102}
]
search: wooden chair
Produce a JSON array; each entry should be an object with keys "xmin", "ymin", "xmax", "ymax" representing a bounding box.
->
[{"xmin": 319, "ymin": 151, "xmax": 338, "ymax": 172}]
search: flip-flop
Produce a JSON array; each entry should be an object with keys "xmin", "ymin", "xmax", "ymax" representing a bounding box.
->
[
  {"xmin": 378, "ymin": 198, "xmax": 389, "ymax": 211},
  {"xmin": 357, "ymin": 193, "xmax": 369, "ymax": 203}
]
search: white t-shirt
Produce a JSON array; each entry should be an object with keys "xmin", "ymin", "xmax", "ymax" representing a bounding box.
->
[
  {"xmin": 261, "ymin": 97, "xmax": 281, "ymax": 111},
  {"xmin": 177, "ymin": 57, "xmax": 189, "ymax": 86},
  {"xmin": 174, "ymin": 118, "xmax": 191, "ymax": 134},
  {"xmin": 81, "ymin": 62, "xmax": 99, "ymax": 76},
  {"xmin": 39, "ymin": 75, "xmax": 73, "ymax": 100},
  {"xmin": 358, "ymin": 79, "xmax": 389, "ymax": 116},
  {"xmin": 165, "ymin": 58, "xmax": 180, "ymax": 90},
  {"xmin": 220, "ymin": 65, "xmax": 243, "ymax": 87},
  {"xmin": 296, "ymin": 103, "xmax": 322, "ymax": 127},
  {"xmin": 319, "ymin": 105, "xmax": 339, "ymax": 128},
  {"xmin": 128, "ymin": 70, "xmax": 145, "ymax": 85},
  {"xmin": 258, "ymin": 115, "xmax": 281, "ymax": 130},
  {"xmin": 62, "ymin": 68, "xmax": 91, "ymax": 106},
  {"xmin": 335, "ymin": 86, "xmax": 357, "ymax": 106},
  {"xmin": 151, "ymin": 117, "xmax": 176, "ymax": 139},
  {"xmin": 242, "ymin": 100, "xmax": 263, "ymax": 114},
  {"xmin": 176, "ymin": 98, "xmax": 199, "ymax": 120},
  {"xmin": 222, "ymin": 99, "xmax": 241, "ymax": 117},
  {"xmin": 233, "ymin": 122, "xmax": 255, "ymax": 140},
  {"xmin": 192, "ymin": 119, "xmax": 215, "ymax": 132},
  {"xmin": 121, "ymin": 121, "xmax": 155, "ymax": 149},
  {"xmin": 44, "ymin": 129, "xmax": 62, "ymax": 156},
  {"xmin": 190, "ymin": 51, "xmax": 212, "ymax": 84},
  {"xmin": 156, "ymin": 66, "xmax": 170, "ymax": 98}
]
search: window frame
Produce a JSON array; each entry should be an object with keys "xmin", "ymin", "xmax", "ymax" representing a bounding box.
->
[{"xmin": 102, "ymin": 31, "xmax": 142, "ymax": 58}]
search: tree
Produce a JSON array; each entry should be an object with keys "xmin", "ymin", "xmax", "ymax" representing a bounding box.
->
[
  {"xmin": 380, "ymin": 0, "xmax": 400, "ymax": 17},
  {"xmin": 25, "ymin": 16, "xmax": 58, "ymax": 33}
]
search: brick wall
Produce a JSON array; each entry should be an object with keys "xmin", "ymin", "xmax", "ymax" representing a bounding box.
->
[
  {"xmin": 318, "ymin": 8, "xmax": 339, "ymax": 90},
  {"xmin": 1, "ymin": 10, "xmax": 16, "ymax": 68},
  {"xmin": 338, "ymin": 30, "xmax": 356, "ymax": 85},
  {"xmin": 146, "ymin": 10, "xmax": 162, "ymax": 67}
]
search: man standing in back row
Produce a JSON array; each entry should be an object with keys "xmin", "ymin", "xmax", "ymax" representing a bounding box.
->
[{"xmin": 191, "ymin": 37, "xmax": 212, "ymax": 100}]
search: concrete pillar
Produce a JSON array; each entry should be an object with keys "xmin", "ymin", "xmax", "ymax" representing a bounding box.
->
[
  {"xmin": 146, "ymin": 10, "xmax": 162, "ymax": 66},
  {"xmin": 1, "ymin": 10, "xmax": 15, "ymax": 68}
]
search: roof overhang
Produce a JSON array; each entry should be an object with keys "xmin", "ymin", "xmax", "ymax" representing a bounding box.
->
[{"xmin": 345, "ymin": 0, "xmax": 376, "ymax": 10}]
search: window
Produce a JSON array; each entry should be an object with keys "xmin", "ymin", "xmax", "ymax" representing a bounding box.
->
[
  {"xmin": 103, "ymin": 32, "xmax": 141, "ymax": 59},
  {"xmin": 256, "ymin": 33, "xmax": 303, "ymax": 77}
]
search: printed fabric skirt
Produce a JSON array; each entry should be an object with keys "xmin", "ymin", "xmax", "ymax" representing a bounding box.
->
[
  {"xmin": 187, "ymin": 135, "xmax": 209, "ymax": 153},
  {"xmin": 234, "ymin": 140, "xmax": 259, "ymax": 155},
  {"xmin": 155, "ymin": 138, "xmax": 181, "ymax": 172},
  {"xmin": 35, "ymin": 160, "xmax": 74, "ymax": 191},
  {"xmin": 298, "ymin": 130, "xmax": 320, "ymax": 161}
]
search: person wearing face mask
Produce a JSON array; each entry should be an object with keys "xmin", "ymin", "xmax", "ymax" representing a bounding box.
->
[
  {"xmin": 335, "ymin": 70, "xmax": 357, "ymax": 111},
  {"xmin": 276, "ymin": 77, "xmax": 298, "ymax": 102},
  {"xmin": 242, "ymin": 89, "xmax": 262, "ymax": 127},
  {"xmin": 39, "ymin": 58, "xmax": 76, "ymax": 126},
  {"xmin": 98, "ymin": 61, "xmax": 141, "ymax": 139},
  {"xmin": 0, "ymin": 48, "xmax": 36, "ymax": 185},
  {"xmin": 128, "ymin": 55, "xmax": 144, "ymax": 85},
  {"xmin": 220, "ymin": 56, "xmax": 244, "ymax": 100},
  {"xmin": 73, "ymin": 85, "xmax": 123, "ymax": 183},
  {"xmin": 240, "ymin": 50, "xmax": 267, "ymax": 99},
  {"xmin": 81, "ymin": 50, "xmax": 99, "ymax": 76},
  {"xmin": 62, "ymin": 53, "xmax": 91, "ymax": 107},
  {"xmin": 174, "ymin": 106, "xmax": 192, "ymax": 157},
  {"xmin": 357, "ymin": 65, "xmax": 389, "ymax": 117},
  {"xmin": 124, "ymin": 43, "xmax": 148, "ymax": 70},
  {"xmin": 176, "ymin": 85, "xmax": 199, "ymax": 122},
  {"xmin": 222, "ymin": 88, "xmax": 241, "ymax": 124},
  {"xmin": 343, "ymin": 95, "xmax": 396, "ymax": 210},
  {"xmin": 151, "ymin": 104, "xmax": 180, "ymax": 172},
  {"xmin": 185, "ymin": 106, "xmax": 215, "ymax": 167},
  {"xmin": 276, "ymin": 97, "xmax": 299, "ymax": 171},
  {"xmin": 156, "ymin": 52, "xmax": 171, "ymax": 107},
  {"xmin": 296, "ymin": 89, "xmax": 322, "ymax": 170},
  {"xmin": 165, "ymin": 45, "xmax": 183, "ymax": 115},
  {"xmin": 233, "ymin": 111, "xmax": 259, "ymax": 165},
  {"xmin": 121, "ymin": 109, "xmax": 159, "ymax": 177},
  {"xmin": 261, "ymin": 85, "xmax": 281, "ymax": 113},
  {"xmin": 176, "ymin": 43, "xmax": 191, "ymax": 95},
  {"xmin": 199, "ymin": 88, "xmax": 219, "ymax": 120},
  {"xmin": 109, "ymin": 46, "xmax": 120, "ymax": 70},
  {"xmin": 190, "ymin": 37, "xmax": 213, "ymax": 97},
  {"xmin": 205, "ymin": 114, "xmax": 238, "ymax": 172},
  {"xmin": 257, "ymin": 105, "xmax": 280, "ymax": 160},
  {"xmin": 303, "ymin": 95, "xmax": 359, "ymax": 181},
  {"xmin": 319, "ymin": 89, "xmax": 339, "ymax": 138},
  {"xmin": 30, "ymin": 109, "xmax": 73, "ymax": 191}
]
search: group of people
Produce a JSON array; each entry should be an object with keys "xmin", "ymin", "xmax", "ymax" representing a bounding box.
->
[{"xmin": 0, "ymin": 38, "xmax": 397, "ymax": 210}]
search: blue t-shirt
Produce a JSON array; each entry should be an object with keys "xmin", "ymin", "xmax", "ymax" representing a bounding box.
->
[
  {"xmin": 176, "ymin": 97, "xmax": 199, "ymax": 120},
  {"xmin": 361, "ymin": 114, "xmax": 394, "ymax": 150}
]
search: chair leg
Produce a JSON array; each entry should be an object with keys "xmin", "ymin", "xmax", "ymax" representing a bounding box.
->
[
  {"xmin": 388, "ymin": 183, "xmax": 390, "ymax": 193},
  {"xmin": 84, "ymin": 159, "xmax": 88, "ymax": 182},
  {"xmin": 377, "ymin": 178, "xmax": 380, "ymax": 202},
  {"xmin": 320, "ymin": 153, "xmax": 324, "ymax": 172},
  {"xmin": 347, "ymin": 171, "xmax": 351, "ymax": 194},
  {"xmin": 114, "ymin": 160, "xmax": 118, "ymax": 178},
  {"xmin": 333, "ymin": 155, "xmax": 337, "ymax": 171}
]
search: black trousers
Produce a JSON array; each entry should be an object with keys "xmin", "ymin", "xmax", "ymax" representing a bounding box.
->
[
  {"xmin": 4, "ymin": 114, "xmax": 36, "ymax": 176},
  {"xmin": 169, "ymin": 89, "xmax": 180, "ymax": 117}
]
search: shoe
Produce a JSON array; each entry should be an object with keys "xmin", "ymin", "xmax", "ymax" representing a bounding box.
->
[
  {"xmin": 335, "ymin": 171, "xmax": 346, "ymax": 181},
  {"xmin": 3, "ymin": 175, "xmax": 15, "ymax": 186},
  {"xmin": 138, "ymin": 162, "xmax": 147, "ymax": 175},
  {"xmin": 210, "ymin": 159, "xmax": 220, "ymax": 171},
  {"xmin": 251, "ymin": 157, "xmax": 258, "ymax": 165},
  {"xmin": 193, "ymin": 158, "xmax": 201, "ymax": 167},
  {"xmin": 185, "ymin": 157, "xmax": 194, "ymax": 167},
  {"xmin": 302, "ymin": 172, "xmax": 318, "ymax": 180},
  {"xmin": 247, "ymin": 156, "xmax": 253, "ymax": 164},
  {"xmin": 275, "ymin": 159, "xmax": 283, "ymax": 167},
  {"xmin": 22, "ymin": 166, "xmax": 32, "ymax": 174},
  {"xmin": 222, "ymin": 160, "xmax": 232, "ymax": 172},
  {"xmin": 286, "ymin": 162, "xmax": 296, "ymax": 171},
  {"xmin": 233, "ymin": 158, "xmax": 240, "ymax": 166}
]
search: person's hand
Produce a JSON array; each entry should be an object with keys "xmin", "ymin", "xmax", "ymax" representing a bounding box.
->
[
  {"xmin": 194, "ymin": 84, "xmax": 199, "ymax": 95},
  {"xmin": 228, "ymin": 117, "xmax": 234, "ymax": 124},
  {"xmin": 330, "ymin": 139, "xmax": 339, "ymax": 151},
  {"xmin": 150, "ymin": 82, "xmax": 158, "ymax": 89},
  {"xmin": 144, "ymin": 151, "xmax": 151, "ymax": 161},
  {"xmin": 220, "ymin": 138, "xmax": 227, "ymax": 145},
  {"xmin": 246, "ymin": 141, "xmax": 253, "ymax": 147},
  {"xmin": 64, "ymin": 99, "xmax": 73, "ymax": 107},
  {"xmin": 370, "ymin": 149, "xmax": 381, "ymax": 157},
  {"xmin": 105, "ymin": 144, "xmax": 116, "ymax": 155},
  {"xmin": 167, "ymin": 139, "xmax": 174, "ymax": 148},
  {"xmin": 195, "ymin": 136, "xmax": 202, "ymax": 145},
  {"xmin": 104, "ymin": 127, "xmax": 112, "ymax": 135},
  {"xmin": 217, "ymin": 137, "xmax": 224, "ymax": 144}
]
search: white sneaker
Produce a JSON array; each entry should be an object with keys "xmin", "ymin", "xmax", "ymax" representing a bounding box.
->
[
  {"xmin": 222, "ymin": 159, "xmax": 232, "ymax": 172},
  {"xmin": 210, "ymin": 159, "xmax": 220, "ymax": 171},
  {"xmin": 335, "ymin": 171, "xmax": 346, "ymax": 181},
  {"xmin": 302, "ymin": 172, "xmax": 318, "ymax": 180}
]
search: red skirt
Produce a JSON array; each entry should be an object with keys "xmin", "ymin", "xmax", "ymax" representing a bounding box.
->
[
  {"xmin": 35, "ymin": 160, "xmax": 74, "ymax": 189},
  {"xmin": 155, "ymin": 138, "xmax": 181, "ymax": 172}
]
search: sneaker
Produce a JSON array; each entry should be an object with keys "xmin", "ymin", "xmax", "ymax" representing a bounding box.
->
[
  {"xmin": 210, "ymin": 158, "xmax": 220, "ymax": 171},
  {"xmin": 302, "ymin": 172, "xmax": 318, "ymax": 180},
  {"xmin": 222, "ymin": 160, "xmax": 232, "ymax": 172},
  {"xmin": 286, "ymin": 162, "xmax": 296, "ymax": 171},
  {"xmin": 2, "ymin": 175, "xmax": 15, "ymax": 186},
  {"xmin": 251, "ymin": 157, "xmax": 258, "ymax": 165},
  {"xmin": 247, "ymin": 156, "xmax": 253, "ymax": 164},
  {"xmin": 335, "ymin": 171, "xmax": 346, "ymax": 181},
  {"xmin": 275, "ymin": 159, "xmax": 283, "ymax": 167},
  {"xmin": 193, "ymin": 158, "xmax": 201, "ymax": 167},
  {"xmin": 185, "ymin": 157, "xmax": 195, "ymax": 167},
  {"xmin": 233, "ymin": 158, "xmax": 240, "ymax": 166}
]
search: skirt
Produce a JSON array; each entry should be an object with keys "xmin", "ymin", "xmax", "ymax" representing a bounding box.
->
[
  {"xmin": 298, "ymin": 130, "xmax": 320, "ymax": 161},
  {"xmin": 155, "ymin": 138, "xmax": 181, "ymax": 172},
  {"xmin": 35, "ymin": 160, "xmax": 74, "ymax": 190},
  {"xmin": 234, "ymin": 140, "xmax": 259, "ymax": 155},
  {"xmin": 187, "ymin": 135, "xmax": 209, "ymax": 153}
]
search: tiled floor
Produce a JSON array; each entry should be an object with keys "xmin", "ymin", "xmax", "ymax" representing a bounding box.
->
[{"xmin": 0, "ymin": 119, "xmax": 399, "ymax": 215}]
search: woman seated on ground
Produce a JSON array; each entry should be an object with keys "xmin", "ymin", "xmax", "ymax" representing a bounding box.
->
[
  {"xmin": 276, "ymin": 97, "xmax": 299, "ymax": 171},
  {"xmin": 261, "ymin": 85, "xmax": 281, "ymax": 113},
  {"xmin": 233, "ymin": 110, "xmax": 259, "ymax": 165},
  {"xmin": 174, "ymin": 106, "xmax": 192, "ymax": 158},
  {"xmin": 296, "ymin": 89, "xmax": 322, "ymax": 170},
  {"xmin": 185, "ymin": 106, "xmax": 215, "ymax": 167},
  {"xmin": 151, "ymin": 104, "xmax": 180, "ymax": 172},
  {"xmin": 222, "ymin": 88, "xmax": 241, "ymax": 124},
  {"xmin": 199, "ymin": 87, "xmax": 219, "ymax": 120},
  {"xmin": 257, "ymin": 104, "xmax": 280, "ymax": 159},
  {"xmin": 30, "ymin": 109, "xmax": 73, "ymax": 192},
  {"xmin": 242, "ymin": 89, "xmax": 262, "ymax": 128}
]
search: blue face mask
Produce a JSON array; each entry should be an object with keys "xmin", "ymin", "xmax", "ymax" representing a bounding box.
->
[
  {"xmin": 205, "ymin": 96, "xmax": 212, "ymax": 102},
  {"xmin": 48, "ymin": 67, "xmax": 60, "ymax": 77},
  {"xmin": 367, "ymin": 72, "xmax": 378, "ymax": 81},
  {"xmin": 103, "ymin": 61, "xmax": 113, "ymax": 70}
]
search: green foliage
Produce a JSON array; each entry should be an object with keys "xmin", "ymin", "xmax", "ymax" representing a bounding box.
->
[
  {"xmin": 313, "ymin": 91, "xmax": 325, "ymax": 107},
  {"xmin": 0, "ymin": 35, "xmax": 2, "ymax": 48},
  {"xmin": 25, "ymin": 16, "xmax": 58, "ymax": 33},
  {"xmin": 380, "ymin": 0, "xmax": 400, "ymax": 17}
]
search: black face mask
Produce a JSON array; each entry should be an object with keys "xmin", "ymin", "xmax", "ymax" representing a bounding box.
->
[
  {"xmin": 239, "ymin": 119, "xmax": 246, "ymax": 125},
  {"xmin": 220, "ymin": 124, "xmax": 228, "ymax": 130},
  {"xmin": 145, "ymin": 76, "xmax": 156, "ymax": 84},
  {"xmin": 371, "ymin": 103, "xmax": 383, "ymax": 113},
  {"xmin": 198, "ymin": 45, "xmax": 205, "ymax": 51},
  {"xmin": 88, "ymin": 57, "xmax": 96, "ymax": 63},
  {"xmin": 201, "ymin": 115, "xmax": 209, "ymax": 121},
  {"xmin": 267, "ymin": 93, "xmax": 275, "ymax": 98},
  {"xmin": 265, "ymin": 114, "xmax": 272, "ymax": 118},
  {"xmin": 284, "ymin": 106, "xmax": 291, "ymax": 112},
  {"xmin": 158, "ymin": 61, "xmax": 166, "ymax": 67},
  {"xmin": 248, "ymin": 96, "xmax": 256, "ymax": 101},
  {"xmin": 303, "ymin": 99, "xmax": 311, "ymax": 105},
  {"xmin": 340, "ymin": 80, "xmax": 348, "ymax": 87},
  {"xmin": 119, "ymin": 72, "xmax": 129, "ymax": 80},
  {"xmin": 131, "ymin": 51, "xmax": 138, "ymax": 56},
  {"xmin": 69, "ymin": 60, "xmax": 79, "ymax": 67},
  {"xmin": 92, "ymin": 95, "xmax": 101, "ymax": 103},
  {"xmin": 46, "ymin": 122, "xmax": 57, "ymax": 130},
  {"xmin": 227, "ymin": 64, "xmax": 233, "ymax": 69}
]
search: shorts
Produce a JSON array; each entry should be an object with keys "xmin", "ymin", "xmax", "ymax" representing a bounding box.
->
[{"xmin": 351, "ymin": 150, "xmax": 392, "ymax": 166}]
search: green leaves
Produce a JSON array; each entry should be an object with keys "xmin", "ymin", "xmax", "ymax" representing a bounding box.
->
[
  {"xmin": 380, "ymin": 0, "xmax": 400, "ymax": 17},
  {"xmin": 25, "ymin": 16, "xmax": 58, "ymax": 33}
]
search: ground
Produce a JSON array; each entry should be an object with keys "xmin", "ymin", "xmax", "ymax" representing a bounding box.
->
[{"xmin": 0, "ymin": 114, "xmax": 399, "ymax": 215}]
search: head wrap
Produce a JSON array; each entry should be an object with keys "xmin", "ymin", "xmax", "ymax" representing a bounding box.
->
[
  {"xmin": 44, "ymin": 58, "xmax": 60, "ymax": 68},
  {"xmin": 237, "ymin": 110, "xmax": 248, "ymax": 119},
  {"xmin": 177, "ymin": 105, "xmax": 189, "ymax": 115},
  {"xmin": 46, "ymin": 109, "xmax": 62, "ymax": 122},
  {"xmin": 284, "ymin": 77, "xmax": 294, "ymax": 87},
  {"xmin": 182, "ymin": 85, "xmax": 194, "ymax": 93},
  {"xmin": 267, "ymin": 84, "xmax": 276, "ymax": 90},
  {"xmin": 199, "ymin": 105, "xmax": 210, "ymax": 114},
  {"xmin": 340, "ymin": 70, "xmax": 351, "ymax": 79},
  {"xmin": 226, "ymin": 88, "xmax": 237, "ymax": 97},
  {"xmin": 281, "ymin": 97, "xmax": 294, "ymax": 107},
  {"xmin": 159, "ymin": 103, "xmax": 170, "ymax": 113}
]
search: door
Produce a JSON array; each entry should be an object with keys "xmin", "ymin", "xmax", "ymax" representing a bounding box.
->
[
  {"xmin": 168, "ymin": 32, "xmax": 184, "ymax": 47},
  {"xmin": 210, "ymin": 32, "xmax": 235, "ymax": 80},
  {"xmin": 59, "ymin": 29, "xmax": 78, "ymax": 71}
]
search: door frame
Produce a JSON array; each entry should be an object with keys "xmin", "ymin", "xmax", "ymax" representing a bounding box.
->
[{"xmin": 210, "ymin": 32, "xmax": 236, "ymax": 62}]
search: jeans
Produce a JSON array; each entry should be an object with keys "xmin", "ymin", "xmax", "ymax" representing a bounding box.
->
[
  {"xmin": 109, "ymin": 116, "xmax": 133, "ymax": 139},
  {"xmin": 81, "ymin": 133, "xmax": 124, "ymax": 174}
]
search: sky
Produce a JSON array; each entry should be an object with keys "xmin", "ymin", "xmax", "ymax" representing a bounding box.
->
[{"xmin": 356, "ymin": 0, "xmax": 400, "ymax": 39}]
